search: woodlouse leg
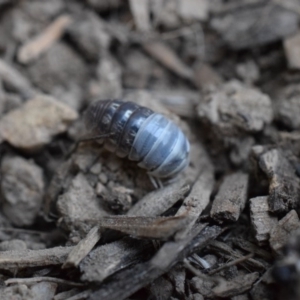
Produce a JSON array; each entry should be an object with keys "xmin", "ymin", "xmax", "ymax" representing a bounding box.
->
[
  {"xmin": 148, "ymin": 174, "xmax": 164, "ymax": 189},
  {"xmin": 66, "ymin": 133, "xmax": 114, "ymax": 159}
]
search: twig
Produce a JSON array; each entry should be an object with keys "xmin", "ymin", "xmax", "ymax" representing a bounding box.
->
[
  {"xmin": 183, "ymin": 258, "xmax": 221, "ymax": 284},
  {"xmin": 208, "ymin": 253, "xmax": 254, "ymax": 275},
  {"xmin": 5, "ymin": 277, "xmax": 84, "ymax": 287},
  {"xmin": 62, "ymin": 226, "xmax": 101, "ymax": 268},
  {"xmin": 17, "ymin": 15, "xmax": 72, "ymax": 64}
]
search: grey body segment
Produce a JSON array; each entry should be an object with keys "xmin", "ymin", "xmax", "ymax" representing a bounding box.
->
[{"xmin": 84, "ymin": 100, "xmax": 190, "ymax": 178}]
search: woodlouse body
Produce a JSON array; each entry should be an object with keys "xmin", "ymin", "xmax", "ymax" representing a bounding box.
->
[{"xmin": 84, "ymin": 100, "xmax": 190, "ymax": 178}]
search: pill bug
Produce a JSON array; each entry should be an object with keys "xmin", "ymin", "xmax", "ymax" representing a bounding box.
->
[{"xmin": 84, "ymin": 99, "xmax": 190, "ymax": 179}]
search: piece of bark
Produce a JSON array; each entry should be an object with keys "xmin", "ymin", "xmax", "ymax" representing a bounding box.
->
[
  {"xmin": 143, "ymin": 41, "xmax": 194, "ymax": 81},
  {"xmin": 17, "ymin": 15, "xmax": 72, "ymax": 64},
  {"xmin": 0, "ymin": 94, "xmax": 78, "ymax": 151},
  {"xmin": 250, "ymin": 196, "xmax": 278, "ymax": 243},
  {"xmin": 269, "ymin": 209, "xmax": 300, "ymax": 254},
  {"xmin": 0, "ymin": 59, "xmax": 35, "ymax": 99},
  {"xmin": 212, "ymin": 272, "xmax": 259, "ymax": 298},
  {"xmin": 174, "ymin": 154, "xmax": 215, "ymax": 240},
  {"xmin": 88, "ymin": 225, "xmax": 222, "ymax": 300},
  {"xmin": 129, "ymin": 0, "xmax": 151, "ymax": 31},
  {"xmin": 127, "ymin": 179, "xmax": 190, "ymax": 216},
  {"xmin": 80, "ymin": 238, "xmax": 154, "ymax": 283},
  {"xmin": 0, "ymin": 246, "xmax": 73, "ymax": 270},
  {"xmin": 62, "ymin": 226, "xmax": 101, "ymax": 269},
  {"xmin": 256, "ymin": 148, "xmax": 300, "ymax": 213},
  {"xmin": 211, "ymin": 172, "xmax": 248, "ymax": 223}
]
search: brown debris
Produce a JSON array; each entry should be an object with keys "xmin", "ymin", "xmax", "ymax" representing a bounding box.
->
[
  {"xmin": 250, "ymin": 196, "xmax": 278, "ymax": 244},
  {"xmin": 17, "ymin": 15, "xmax": 72, "ymax": 64},
  {"xmin": 269, "ymin": 209, "xmax": 300, "ymax": 254},
  {"xmin": 0, "ymin": 94, "xmax": 78, "ymax": 151},
  {"xmin": 211, "ymin": 172, "xmax": 249, "ymax": 223}
]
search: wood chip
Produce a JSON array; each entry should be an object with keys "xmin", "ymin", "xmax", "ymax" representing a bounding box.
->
[
  {"xmin": 175, "ymin": 157, "xmax": 215, "ymax": 240},
  {"xmin": 143, "ymin": 41, "xmax": 194, "ymax": 81},
  {"xmin": 127, "ymin": 179, "xmax": 190, "ymax": 217},
  {"xmin": 255, "ymin": 148, "xmax": 300, "ymax": 213},
  {"xmin": 0, "ymin": 246, "xmax": 73, "ymax": 270},
  {"xmin": 80, "ymin": 238, "xmax": 154, "ymax": 283},
  {"xmin": 250, "ymin": 196, "xmax": 277, "ymax": 243},
  {"xmin": 62, "ymin": 226, "xmax": 101, "ymax": 269},
  {"xmin": 211, "ymin": 172, "xmax": 249, "ymax": 223},
  {"xmin": 18, "ymin": 15, "xmax": 72, "ymax": 64},
  {"xmin": 269, "ymin": 209, "xmax": 300, "ymax": 254},
  {"xmin": 0, "ymin": 94, "xmax": 78, "ymax": 151}
]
